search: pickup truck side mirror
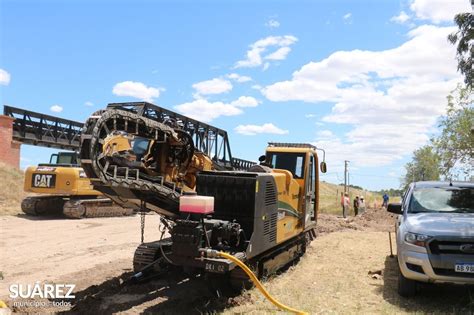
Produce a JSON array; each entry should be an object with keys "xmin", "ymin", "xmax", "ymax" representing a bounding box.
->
[{"xmin": 387, "ymin": 203, "xmax": 402, "ymax": 215}]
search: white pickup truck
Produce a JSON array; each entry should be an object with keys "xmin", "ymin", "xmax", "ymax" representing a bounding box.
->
[{"xmin": 387, "ymin": 181, "xmax": 474, "ymax": 297}]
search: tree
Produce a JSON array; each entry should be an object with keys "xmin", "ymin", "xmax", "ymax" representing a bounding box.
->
[
  {"xmin": 433, "ymin": 84, "xmax": 474, "ymax": 178},
  {"xmin": 402, "ymin": 145, "xmax": 440, "ymax": 191},
  {"xmin": 448, "ymin": 12, "xmax": 474, "ymax": 88}
]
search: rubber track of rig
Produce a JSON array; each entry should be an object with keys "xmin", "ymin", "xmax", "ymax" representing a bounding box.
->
[
  {"xmin": 80, "ymin": 109, "xmax": 184, "ymax": 218},
  {"xmin": 133, "ymin": 239, "xmax": 172, "ymax": 273}
]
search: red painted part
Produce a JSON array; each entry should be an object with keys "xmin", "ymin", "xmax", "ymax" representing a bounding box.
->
[
  {"xmin": 179, "ymin": 205, "xmax": 214, "ymax": 214},
  {"xmin": 0, "ymin": 115, "xmax": 20, "ymax": 169}
]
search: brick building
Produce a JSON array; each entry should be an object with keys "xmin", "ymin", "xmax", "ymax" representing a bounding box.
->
[{"xmin": 0, "ymin": 115, "xmax": 20, "ymax": 169}]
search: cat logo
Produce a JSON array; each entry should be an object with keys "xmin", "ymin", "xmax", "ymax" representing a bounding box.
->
[{"xmin": 32, "ymin": 173, "xmax": 56, "ymax": 188}]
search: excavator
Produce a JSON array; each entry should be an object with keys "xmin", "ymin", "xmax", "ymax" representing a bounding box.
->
[
  {"xmin": 22, "ymin": 151, "xmax": 134, "ymax": 218},
  {"xmin": 2, "ymin": 104, "xmax": 133, "ymax": 219},
  {"xmin": 79, "ymin": 102, "xmax": 327, "ymax": 292}
]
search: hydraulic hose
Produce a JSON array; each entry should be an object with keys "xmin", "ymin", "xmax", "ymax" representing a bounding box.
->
[{"xmin": 217, "ymin": 251, "xmax": 308, "ymax": 315}]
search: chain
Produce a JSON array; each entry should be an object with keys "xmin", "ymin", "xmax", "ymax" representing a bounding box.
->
[{"xmin": 140, "ymin": 201, "xmax": 146, "ymax": 243}]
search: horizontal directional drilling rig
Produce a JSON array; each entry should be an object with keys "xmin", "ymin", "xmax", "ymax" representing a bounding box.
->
[
  {"xmin": 80, "ymin": 102, "xmax": 328, "ymax": 297},
  {"xmin": 79, "ymin": 102, "xmax": 256, "ymax": 216}
]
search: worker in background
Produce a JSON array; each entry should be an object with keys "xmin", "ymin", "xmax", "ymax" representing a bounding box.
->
[
  {"xmin": 343, "ymin": 192, "xmax": 350, "ymax": 218},
  {"xmin": 353, "ymin": 196, "xmax": 360, "ymax": 216},
  {"xmin": 382, "ymin": 193, "xmax": 389, "ymax": 208},
  {"xmin": 359, "ymin": 196, "xmax": 366, "ymax": 213}
]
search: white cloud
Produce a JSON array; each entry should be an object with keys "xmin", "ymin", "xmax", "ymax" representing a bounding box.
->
[
  {"xmin": 313, "ymin": 123, "xmax": 432, "ymax": 167},
  {"xmin": 235, "ymin": 35, "xmax": 298, "ymax": 69},
  {"xmin": 410, "ymin": 0, "xmax": 471, "ymax": 23},
  {"xmin": 391, "ymin": 11, "xmax": 410, "ymax": 24},
  {"xmin": 252, "ymin": 84, "xmax": 263, "ymax": 90},
  {"xmin": 265, "ymin": 19, "xmax": 280, "ymax": 28},
  {"xmin": 227, "ymin": 73, "xmax": 252, "ymax": 83},
  {"xmin": 263, "ymin": 25, "xmax": 461, "ymax": 168},
  {"xmin": 112, "ymin": 81, "xmax": 162, "ymax": 102},
  {"xmin": 265, "ymin": 47, "xmax": 292, "ymax": 61},
  {"xmin": 50, "ymin": 105, "xmax": 63, "ymax": 113},
  {"xmin": 305, "ymin": 114, "xmax": 316, "ymax": 118},
  {"xmin": 84, "ymin": 101, "xmax": 94, "ymax": 107},
  {"xmin": 0, "ymin": 69, "xmax": 11, "ymax": 85},
  {"xmin": 317, "ymin": 130, "xmax": 334, "ymax": 138},
  {"xmin": 175, "ymin": 94, "xmax": 261, "ymax": 122},
  {"xmin": 175, "ymin": 99, "xmax": 242, "ymax": 122},
  {"xmin": 192, "ymin": 78, "xmax": 232, "ymax": 97},
  {"xmin": 343, "ymin": 13, "xmax": 353, "ymax": 24},
  {"xmin": 235, "ymin": 123, "xmax": 289, "ymax": 136},
  {"xmin": 230, "ymin": 96, "xmax": 260, "ymax": 107}
]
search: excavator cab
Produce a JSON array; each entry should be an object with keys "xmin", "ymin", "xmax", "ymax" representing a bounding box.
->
[
  {"xmin": 46, "ymin": 152, "xmax": 79, "ymax": 166},
  {"xmin": 265, "ymin": 143, "xmax": 327, "ymax": 229}
]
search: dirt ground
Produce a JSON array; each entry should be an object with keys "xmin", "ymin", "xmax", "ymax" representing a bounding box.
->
[{"xmin": 1, "ymin": 209, "xmax": 473, "ymax": 314}]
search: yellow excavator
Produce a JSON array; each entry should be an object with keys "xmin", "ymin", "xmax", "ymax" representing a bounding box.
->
[
  {"xmin": 22, "ymin": 151, "xmax": 134, "ymax": 218},
  {"xmin": 79, "ymin": 102, "xmax": 327, "ymax": 293}
]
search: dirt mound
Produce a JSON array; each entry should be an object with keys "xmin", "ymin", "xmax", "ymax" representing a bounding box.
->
[
  {"xmin": 0, "ymin": 162, "xmax": 26, "ymax": 216},
  {"xmin": 317, "ymin": 206, "xmax": 397, "ymax": 235}
]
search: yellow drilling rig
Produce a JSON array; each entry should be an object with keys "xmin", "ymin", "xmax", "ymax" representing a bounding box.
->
[{"xmin": 80, "ymin": 102, "xmax": 327, "ymax": 290}]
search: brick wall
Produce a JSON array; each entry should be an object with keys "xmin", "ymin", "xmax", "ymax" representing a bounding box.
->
[{"xmin": 0, "ymin": 115, "xmax": 21, "ymax": 169}]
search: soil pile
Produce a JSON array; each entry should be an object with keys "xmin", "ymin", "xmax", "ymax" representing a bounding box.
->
[{"xmin": 317, "ymin": 206, "xmax": 397, "ymax": 235}]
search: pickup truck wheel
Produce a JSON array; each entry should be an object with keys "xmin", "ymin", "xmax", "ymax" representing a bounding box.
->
[{"xmin": 398, "ymin": 266, "xmax": 417, "ymax": 297}]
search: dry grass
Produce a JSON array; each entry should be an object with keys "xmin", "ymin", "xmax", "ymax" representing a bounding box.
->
[
  {"xmin": 223, "ymin": 230, "xmax": 474, "ymax": 314},
  {"xmin": 319, "ymin": 181, "xmax": 380, "ymax": 216},
  {"xmin": 0, "ymin": 162, "xmax": 26, "ymax": 215}
]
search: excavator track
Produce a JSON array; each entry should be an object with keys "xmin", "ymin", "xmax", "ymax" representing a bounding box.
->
[
  {"xmin": 63, "ymin": 198, "xmax": 135, "ymax": 219},
  {"xmin": 21, "ymin": 195, "xmax": 134, "ymax": 219},
  {"xmin": 21, "ymin": 196, "xmax": 65, "ymax": 216}
]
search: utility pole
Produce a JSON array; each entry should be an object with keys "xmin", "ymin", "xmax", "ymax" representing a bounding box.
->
[
  {"xmin": 348, "ymin": 172, "xmax": 350, "ymax": 196},
  {"xmin": 344, "ymin": 160, "xmax": 349, "ymax": 193}
]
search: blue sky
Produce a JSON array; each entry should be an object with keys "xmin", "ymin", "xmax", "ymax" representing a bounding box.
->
[{"xmin": 1, "ymin": 0, "xmax": 471, "ymax": 190}]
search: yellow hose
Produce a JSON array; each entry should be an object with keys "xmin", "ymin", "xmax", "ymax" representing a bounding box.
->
[{"xmin": 218, "ymin": 251, "xmax": 308, "ymax": 315}]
